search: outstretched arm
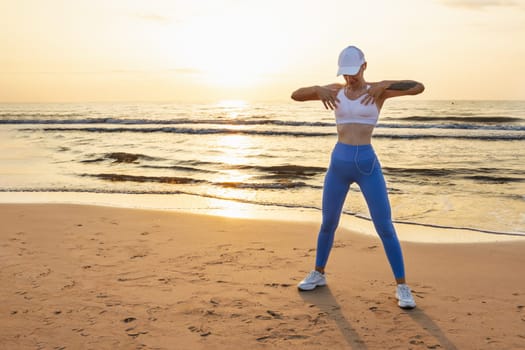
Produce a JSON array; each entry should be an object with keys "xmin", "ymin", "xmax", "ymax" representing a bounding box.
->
[
  {"xmin": 383, "ymin": 80, "xmax": 425, "ymax": 97},
  {"xmin": 291, "ymin": 83, "xmax": 343, "ymax": 110}
]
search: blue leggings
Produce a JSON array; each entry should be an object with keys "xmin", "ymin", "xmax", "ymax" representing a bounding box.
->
[{"xmin": 315, "ymin": 142, "xmax": 405, "ymax": 279}]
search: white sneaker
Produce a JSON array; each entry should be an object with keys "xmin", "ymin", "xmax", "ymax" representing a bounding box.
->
[
  {"xmin": 396, "ymin": 284, "xmax": 416, "ymax": 309},
  {"xmin": 297, "ymin": 270, "xmax": 327, "ymax": 291}
]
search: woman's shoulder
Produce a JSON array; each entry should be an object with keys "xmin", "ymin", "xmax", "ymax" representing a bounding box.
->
[{"xmin": 323, "ymin": 83, "xmax": 345, "ymax": 94}]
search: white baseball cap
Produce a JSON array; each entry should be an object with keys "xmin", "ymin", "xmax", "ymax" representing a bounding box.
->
[{"xmin": 337, "ymin": 46, "xmax": 365, "ymax": 76}]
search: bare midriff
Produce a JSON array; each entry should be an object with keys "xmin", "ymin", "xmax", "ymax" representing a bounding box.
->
[{"xmin": 336, "ymin": 123, "xmax": 375, "ymax": 145}]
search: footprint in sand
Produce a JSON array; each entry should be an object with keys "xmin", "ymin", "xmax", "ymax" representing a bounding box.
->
[
  {"xmin": 126, "ymin": 328, "xmax": 149, "ymax": 338},
  {"xmin": 442, "ymin": 295, "xmax": 460, "ymax": 302},
  {"xmin": 255, "ymin": 314, "xmax": 272, "ymax": 320},
  {"xmin": 9, "ymin": 232, "xmax": 27, "ymax": 247},
  {"xmin": 256, "ymin": 329, "xmax": 309, "ymax": 343},
  {"xmin": 368, "ymin": 305, "xmax": 392, "ymax": 316},
  {"xmin": 188, "ymin": 326, "xmax": 211, "ymax": 337},
  {"xmin": 38, "ymin": 268, "xmax": 52, "ymax": 278},
  {"xmin": 264, "ymin": 283, "xmax": 292, "ymax": 288},
  {"xmin": 7, "ymin": 233, "xmax": 29, "ymax": 256},
  {"xmin": 61, "ymin": 280, "xmax": 76, "ymax": 290},
  {"xmin": 255, "ymin": 310, "xmax": 284, "ymax": 321},
  {"xmin": 333, "ymin": 241, "xmax": 347, "ymax": 248},
  {"xmin": 266, "ymin": 310, "xmax": 283, "ymax": 319},
  {"xmin": 130, "ymin": 253, "xmax": 147, "ymax": 259}
]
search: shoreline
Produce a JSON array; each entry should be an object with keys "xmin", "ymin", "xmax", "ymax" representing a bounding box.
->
[
  {"xmin": 1, "ymin": 203, "xmax": 524, "ymax": 349},
  {"xmin": 0, "ymin": 191, "xmax": 523, "ymax": 243}
]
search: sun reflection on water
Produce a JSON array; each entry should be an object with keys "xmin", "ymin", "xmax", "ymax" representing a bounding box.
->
[
  {"xmin": 214, "ymin": 134, "xmax": 254, "ymax": 166},
  {"xmin": 217, "ymin": 99, "xmax": 247, "ymax": 109},
  {"xmin": 205, "ymin": 133, "xmax": 259, "ymax": 217}
]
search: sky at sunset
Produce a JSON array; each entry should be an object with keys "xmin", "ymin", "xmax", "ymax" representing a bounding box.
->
[{"xmin": 1, "ymin": 0, "xmax": 525, "ymax": 103}]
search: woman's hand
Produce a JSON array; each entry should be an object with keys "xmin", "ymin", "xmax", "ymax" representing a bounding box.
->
[
  {"xmin": 291, "ymin": 83, "xmax": 342, "ymax": 109},
  {"xmin": 362, "ymin": 82, "xmax": 387, "ymax": 105},
  {"xmin": 316, "ymin": 86, "xmax": 340, "ymax": 110}
]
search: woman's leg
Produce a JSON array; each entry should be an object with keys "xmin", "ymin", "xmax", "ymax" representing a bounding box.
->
[
  {"xmin": 358, "ymin": 161, "xmax": 406, "ymax": 281},
  {"xmin": 315, "ymin": 157, "xmax": 351, "ymax": 271}
]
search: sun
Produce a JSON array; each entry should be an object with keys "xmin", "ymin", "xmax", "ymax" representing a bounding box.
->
[{"xmin": 172, "ymin": 6, "xmax": 285, "ymax": 89}]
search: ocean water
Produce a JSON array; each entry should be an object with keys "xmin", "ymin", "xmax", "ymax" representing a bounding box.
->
[{"xmin": 0, "ymin": 100, "xmax": 524, "ymax": 238}]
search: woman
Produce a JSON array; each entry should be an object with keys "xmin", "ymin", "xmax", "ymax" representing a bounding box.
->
[{"xmin": 291, "ymin": 45, "xmax": 424, "ymax": 309}]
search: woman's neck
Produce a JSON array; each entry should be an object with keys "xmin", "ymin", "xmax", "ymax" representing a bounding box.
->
[
  {"xmin": 347, "ymin": 81, "xmax": 367, "ymax": 92},
  {"xmin": 345, "ymin": 82, "xmax": 368, "ymax": 99}
]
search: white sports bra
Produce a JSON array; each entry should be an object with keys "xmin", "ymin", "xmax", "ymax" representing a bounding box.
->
[{"xmin": 334, "ymin": 86, "xmax": 379, "ymax": 126}]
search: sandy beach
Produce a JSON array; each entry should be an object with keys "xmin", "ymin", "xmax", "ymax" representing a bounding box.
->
[{"xmin": 1, "ymin": 203, "xmax": 524, "ymax": 349}]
